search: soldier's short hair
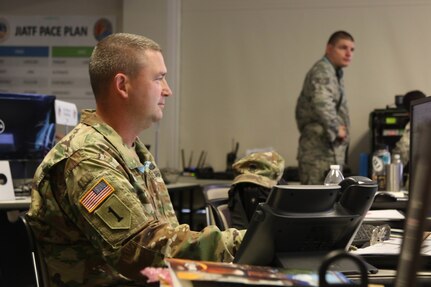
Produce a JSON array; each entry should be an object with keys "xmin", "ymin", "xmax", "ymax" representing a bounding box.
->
[
  {"xmin": 327, "ymin": 31, "xmax": 354, "ymax": 46},
  {"xmin": 403, "ymin": 90, "xmax": 426, "ymax": 110},
  {"xmin": 89, "ymin": 33, "xmax": 161, "ymax": 98}
]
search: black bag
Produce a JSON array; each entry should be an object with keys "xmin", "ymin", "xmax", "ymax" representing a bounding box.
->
[
  {"xmin": 227, "ymin": 182, "xmax": 272, "ymax": 229},
  {"xmin": 227, "ymin": 151, "xmax": 286, "ymax": 229}
]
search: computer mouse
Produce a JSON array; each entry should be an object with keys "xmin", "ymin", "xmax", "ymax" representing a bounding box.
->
[{"xmin": 374, "ymin": 193, "xmax": 397, "ymax": 202}]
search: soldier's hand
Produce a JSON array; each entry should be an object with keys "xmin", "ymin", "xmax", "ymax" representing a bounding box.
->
[{"xmin": 337, "ymin": 125, "xmax": 347, "ymax": 141}]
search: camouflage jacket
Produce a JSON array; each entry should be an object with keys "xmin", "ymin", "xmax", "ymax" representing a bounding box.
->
[
  {"xmin": 392, "ymin": 121, "xmax": 410, "ymax": 166},
  {"xmin": 295, "ymin": 56, "xmax": 350, "ymax": 164},
  {"xmin": 27, "ymin": 110, "xmax": 244, "ymax": 287}
]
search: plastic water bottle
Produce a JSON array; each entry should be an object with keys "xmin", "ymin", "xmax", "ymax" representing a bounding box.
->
[
  {"xmin": 324, "ymin": 165, "xmax": 344, "ymax": 185},
  {"xmin": 371, "ymin": 144, "xmax": 391, "ymax": 191}
]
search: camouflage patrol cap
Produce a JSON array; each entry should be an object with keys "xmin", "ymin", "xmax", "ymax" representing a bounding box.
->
[{"xmin": 232, "ymin": 151, "xmax": 285, "ymax": 188}]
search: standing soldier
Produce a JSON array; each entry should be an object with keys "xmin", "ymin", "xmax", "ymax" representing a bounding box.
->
[{"xmin": 295, "ymin": 31, "xmax": 355, "ymax": 185}]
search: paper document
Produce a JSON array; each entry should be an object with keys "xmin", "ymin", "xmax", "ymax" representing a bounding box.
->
[
  {"xmin": 378, "ymin": 191, "xmax": 407, "ymax": 198},
  {"xmin": 353, "ymin": 236, "xmax": 431, "ymax": 255},
  {"xmin": 365, "ymin": 209, "xmax": 405, "ymax": 221},
  {"xmin": 353, "ymin": 238, "xmax": 402, "ymax": 255}
]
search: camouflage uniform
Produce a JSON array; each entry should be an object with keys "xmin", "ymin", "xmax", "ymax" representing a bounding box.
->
[
  {"xmin": 392, "ymin": 121, "xmax": 410, "ymax": 166},
  {"xmin": 27, "ymin": 110, "xmax": 244, "ymax": 287},
  {"xmin": 232, "ymin": 151, "xmax": 285, "ymax": 188},
  {"xmin": 295, "ymin": 56, "xmax": 350, "ymax": 184}
]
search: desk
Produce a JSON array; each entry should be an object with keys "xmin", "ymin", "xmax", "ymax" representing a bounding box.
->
[
  {"xmin": 166, "ymin": 182, "xmax": 202, "ymax": 229},
  {"xmin": 371, "ymin": 198, "xmax": 408, "ymax": 212},
  {"xmin": 0, "ymin": 182, "xmax": 200, "ymax": 210},
  {"xmin": 176, "ymin": 175, "xmax": 232, "ymax": 185},
  {"xmin": 348, "ymin": 268, "xmax": 431, "ymax": 286},
  {"xmin": 0, "ymin": 196, "xmax": 31, "ymax": 210},
  {"xmin": 168, "ymin": 178, "xmax": 232, "ymax": 229},
  {"xmin": 348, "ymin": 269, "xmax": 397, "ymax": 286},
  {"xmin": 0, "ymin": 180, "xmax": 231, "ymax": 229},
  {"xmin": 0, "ymin": 183, "xmax": 199, "ymax": 208},
  {"xmin": 350, "ymin": 217, "xmax": 431, "ymax": 286}
]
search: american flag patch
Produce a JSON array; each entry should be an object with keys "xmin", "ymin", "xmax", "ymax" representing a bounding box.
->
[{"xmin": 80, "ymin": 178, "xmax": 115, "ymax": 213}]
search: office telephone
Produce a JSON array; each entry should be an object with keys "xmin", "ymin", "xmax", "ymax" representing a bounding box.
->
[{"xmin": 234, "ymin": 176, "xmax": 378, "ymax": 273}]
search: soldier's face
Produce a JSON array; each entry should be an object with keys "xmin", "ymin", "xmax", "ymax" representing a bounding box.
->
[
  {"xmin": 326, "ymin": 39, "xmax": 355, "ymax": 68},
  {"xmin": 128, "ymin": 50, "xmax": 172, "ymax": 129}
]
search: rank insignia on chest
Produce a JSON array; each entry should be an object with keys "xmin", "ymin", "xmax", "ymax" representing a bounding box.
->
[{"xmin": 80, "ymin": 178, "xmax": 115, "ymax": 213}]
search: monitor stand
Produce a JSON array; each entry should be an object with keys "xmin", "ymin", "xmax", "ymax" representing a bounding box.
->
[{"xmin": 275, "ymin": 251, "xmax": 378, "ymax": 275}]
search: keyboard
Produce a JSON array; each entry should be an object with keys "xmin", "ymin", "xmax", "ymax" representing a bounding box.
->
[
  {"xmin": 352, "ymin": 224, "xmax": 378, "ymax": 246},
  {"xmin": 14, "ymin": 184, "xmax": 32, "ymax": 197}
]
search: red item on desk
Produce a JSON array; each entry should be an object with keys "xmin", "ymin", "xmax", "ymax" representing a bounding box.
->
[{"xmin": 140, "ymin": 267, "xmax": 172, "ymax": 285}]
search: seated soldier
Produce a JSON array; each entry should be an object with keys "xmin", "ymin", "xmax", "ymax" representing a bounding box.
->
[{"xmin": 27, "ymin": 33, "xmax": 244, "ymax": 286}]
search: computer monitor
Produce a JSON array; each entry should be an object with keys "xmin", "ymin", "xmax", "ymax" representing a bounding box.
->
[
  {"xmin": 234, "ymin": 177, "xmax": 377, "ymax": 269},
  {"xmin": 409, "ymin": 96, "xmax": 431, "ymax": 194},
  {"xmin": 395, "ymin": 123, "xmax": 431, "ymax": 286},
  {"xmin": 0, "ymin": 92, "xmax": 56, "ymax": 179}
]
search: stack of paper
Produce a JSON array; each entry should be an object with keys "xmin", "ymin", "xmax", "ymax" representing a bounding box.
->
[
  {"xmin": 364, "ymin": 209, "xmax": 405, "ymax": 221},
  {"xmin": 353, "ymin": 233, "xmax": 431, "ymax": 255}
]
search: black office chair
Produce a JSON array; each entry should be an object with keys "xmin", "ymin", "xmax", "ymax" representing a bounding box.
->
[
  {"xmin": 202, "ymin": 184, "xmax": 232, "ymax": 231},
  {"xmin": 20, "ymin": 215, "xmax": 49, "ymax": 287}
]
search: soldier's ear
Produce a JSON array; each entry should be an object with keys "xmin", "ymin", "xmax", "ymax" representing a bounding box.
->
[
  {"xmin": 113, "ymin": 73, "xmax": 130, "ymax": 100},
  {"xmin": 325, "ymin": 43, "xmax": 334, "ymax": 56}
]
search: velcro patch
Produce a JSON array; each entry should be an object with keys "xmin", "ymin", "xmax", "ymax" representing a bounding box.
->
[
  {"xmin": 95, "ymin": 194, "xmax": 131, "ymax": 230},
  {"xmin": 80, "ymin": 178, "xmax": 115, "ymax": 213}
]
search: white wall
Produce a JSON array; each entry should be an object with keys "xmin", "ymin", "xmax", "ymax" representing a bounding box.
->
[
  {"xmin": 123, "ymin": 0, "xmax": 181, "ymax": 169},
  {"xmin": 180, "ymin": 0, "xmax": 431, "ymax": 174},
  {"xmin": 3, "ymin": 0, "xmax": 431, "ymax": 177}
]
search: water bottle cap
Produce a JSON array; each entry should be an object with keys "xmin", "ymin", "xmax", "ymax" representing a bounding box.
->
[
  {"xmin": 330, "ymin": 165, "xmax": 341, "ymax": 170},
  {"xmin": 375, "ymin": 143, "xmax": 388, "ymax": 151}
]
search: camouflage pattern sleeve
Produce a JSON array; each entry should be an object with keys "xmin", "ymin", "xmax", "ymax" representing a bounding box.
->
[
  {"xmin": 306, "ymin": 62, "xmax": 341, "ymax": 143},
  {"xmin": 28, "ymin": 111, "xmax": 245, "ymax": 285},
  {"xmin": 392, "ymin": 121, "xmax": 410, "ymax": 166},
  {"xmin": 63, "ymin": 147, "xmax": 244, "ymax": 282}
]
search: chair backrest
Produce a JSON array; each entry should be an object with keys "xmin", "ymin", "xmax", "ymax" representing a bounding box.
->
[
  {"xmin": 201, "ymin": 184, "xmax": 232, "ymax": 230},
  {"xmin": 202, "ymin": 184, "xmax": 230, "ymax": 202},
  {"xmin": 20, "ymin": 215, "xmax": 49, "ymax": 287},
  {"xmin": 216, "ymin": 203, "xmax": 232, "ymax": 230}
]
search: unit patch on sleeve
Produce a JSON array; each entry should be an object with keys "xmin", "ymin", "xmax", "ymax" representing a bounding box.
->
[
  {"xmin": 95, "ymin": 194, "xmax": 131, "ymax": 230},
  {"xmin": 80, "ymin": 178, "xmax": 115, "ymax": 213}
]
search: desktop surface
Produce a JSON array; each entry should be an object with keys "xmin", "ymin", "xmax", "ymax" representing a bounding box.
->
[
  {"xmin": 0, "ymin": 196, "xmax": 31, "ymax": 210},
  {"xmin": 371, "ymin": 192, "xmax": 409, "ymax": 212}
]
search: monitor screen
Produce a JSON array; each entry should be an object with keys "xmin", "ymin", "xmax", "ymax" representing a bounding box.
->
[
  {"xmin": 0, "ymin": 92, "xmax": 56, "ymax": 161},
  {"xmin": 396, "ymin": 114, "xmax": 431, "ymax": 285},
  {"xmin": 409, "ymin": 96, "xmax": 431, "ymax": 194},
  {"xmin": 234, "ymin": 177, "xmax": 377, "ymax": 269}
]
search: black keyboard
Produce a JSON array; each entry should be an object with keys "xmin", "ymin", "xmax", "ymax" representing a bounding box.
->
[{"xmin": 352, "ymin": 224, "xmax": 377, "ymax": 246}]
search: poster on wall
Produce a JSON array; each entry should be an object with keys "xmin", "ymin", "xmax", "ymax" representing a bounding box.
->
[{"xmin": 0, "ymin": 15, "xmax": 115, "ymax": 103}]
